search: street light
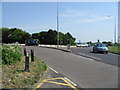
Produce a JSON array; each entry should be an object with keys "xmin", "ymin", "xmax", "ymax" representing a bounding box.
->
[
  {"xmin": 108, "ymin": 15, "xmax": 117, "ymax": 44},
  {"xmin": 57, "ymin": 0, "xmax": 59, "ymax": 48}
]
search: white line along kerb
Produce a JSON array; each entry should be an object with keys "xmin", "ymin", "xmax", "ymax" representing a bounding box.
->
[
  {"xmin": 64, "ymin": 77, "xmax": 77, "ymax": 86},
  {"xmin": 49, "ymin": 67, "xmax": 58, "ymax": 73}
]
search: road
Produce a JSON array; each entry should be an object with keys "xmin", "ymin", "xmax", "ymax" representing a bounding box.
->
[
  {"xmin": 22, "ymin": 46, "xmax": 118, "ymax": 88},
  {"xmin": 71, "ymin": 47, "xmax": 118, "ymax": 66}
]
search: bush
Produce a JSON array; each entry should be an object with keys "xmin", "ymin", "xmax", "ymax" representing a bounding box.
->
[{"xmin": 2, "ymin": 45, "xmax": 22, "ymax": 65}]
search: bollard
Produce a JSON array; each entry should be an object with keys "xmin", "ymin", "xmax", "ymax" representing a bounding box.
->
[
  {"xmin": 24, "ymin": 48, "xmax": 26, "ymax": 56},
  {"xmin": 67, "ymin": 44, "xmax": 71, "ymax": 49},
  {"xmin": 67, "ymin": 44, "xmax": 71, "ymax": 52},
  {"xmin": 31, "ymin": 49, "xmax": 34, "ymax": 62},
  {"xmin": 25, "ymin": 52, "xmax": 30, "ymax": 72}
]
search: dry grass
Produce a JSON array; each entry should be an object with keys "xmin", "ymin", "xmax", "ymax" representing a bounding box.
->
[{"xmin": 2, "ymin": 56, "xmax": 47, "ymax": 88}]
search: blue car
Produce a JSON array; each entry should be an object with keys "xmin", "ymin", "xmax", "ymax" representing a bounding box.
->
[{"xmin": 93, "ymin": 43, "xmax": 108, "ymax": 54}]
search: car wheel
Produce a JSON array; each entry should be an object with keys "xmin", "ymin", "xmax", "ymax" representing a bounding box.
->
[
  {"xmin": 103, "ymin": 51, "xmax": 108, "ymax": 54},
  {"xmin": 106, "ymin": 51, "xmax": 108, "ymax": 54}
]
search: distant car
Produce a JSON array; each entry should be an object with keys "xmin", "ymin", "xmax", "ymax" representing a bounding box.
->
[
  {"xmin": 76, "ymin": 43, "xmax": 81, "ymax": 47},
  {"xmin": 25, "ymin": 40, "xmax": 39, "ymax": 46},
  {"xmin": 76, "ymin": 43, "xmax": 88, "ymax": 47},
  {"xmin": 93, "ymin": 43, "xmax": 108, "ymax": 54},
  {"xmin": 87, "ymin": 44, "xmax": 91, "ymax": 47}
]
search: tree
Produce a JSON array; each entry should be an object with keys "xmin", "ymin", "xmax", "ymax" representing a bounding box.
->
[
  {"xmin": 39, "ymin": 31, "xmax": 47, "ymax": 44},
  {"xmin": 2, "ymin": 28, "xmax": 31, "ymax": 43},
  {"xmin": 2, "ymin": 27, "xmax": 76, "ymax": 45},
  {"xmin": 45, "ymin": 29, "xmax": 57, "ymax": 44},
  {"xmin": 59, "ymin": 32, "xmax": 64, "ymax": 45},
  {"xmin": 32, "ymin": 33, "xmax": 40, "ymax": 39},
  {"xmin": 64, "ymin": 32, "xmax": 76, "ymax": 45},
  {"xmin": 2, "ymin": 28, "xmax": 10, "ymax": 43}
]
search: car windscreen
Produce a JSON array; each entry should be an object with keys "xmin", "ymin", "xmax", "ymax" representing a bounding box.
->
[{"xmin": 98, "ymin": 44, "xmax": 106, "ymax": 47}]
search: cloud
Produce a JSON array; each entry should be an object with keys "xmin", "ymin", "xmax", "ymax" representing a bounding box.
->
[
  {"xmin": 60, "ymin": 9, "xmax": 84, "ymax": 17},
  {"xmin": 79, "ymin": 16, "xmax": 112, "ymax": 23},
  {"xmin": 60, "ymin": 7, "xmax": 114, "ymax": 23},
  {"xmin": 22, "ymin": 25, "xmax": 50, "ymax": 30}
]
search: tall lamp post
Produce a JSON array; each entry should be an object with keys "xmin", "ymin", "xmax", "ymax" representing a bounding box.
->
[
  {"xmin": 108, "ymin": 15, "xmax": 116, "ymax": 44},
  {"xmin": 57, "ymin": 0, "xmax": 59, "ymax": 48}
]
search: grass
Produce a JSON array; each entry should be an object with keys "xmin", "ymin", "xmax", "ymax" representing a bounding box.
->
[
  {"xmin": 108, "ymin": 46, "xmax": 120, "ymax": 54},
  {"xmin": 2, "ymin": 55, "xmax": 47, "ymax": 88},
  {"xmin": 108, "ymin": 46, "xmax": 120, "ymax": 51},
  {"xmin": 108, "ymin": 50, "xmax": 120, "ymax": 55}
]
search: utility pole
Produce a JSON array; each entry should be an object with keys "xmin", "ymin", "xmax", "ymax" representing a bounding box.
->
[
  {"xmin": 57, "ymin": 0, "xmax": 59, "ymax": 48},
  {"xmin": 114, "ymin": 15, "xmax": 116, "ymax": 44},
  {"xmin": 108, "ymin": 15, "xmax": 117, "ymax": 44},
  {"xmin": 118, "ymin": 1, "xmax": 120, "ymax": 44}
]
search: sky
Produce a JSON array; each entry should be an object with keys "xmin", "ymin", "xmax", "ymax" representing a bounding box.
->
[{"xmin": 2, "ymin": 1, "xmax": 118, "ymax": 43}]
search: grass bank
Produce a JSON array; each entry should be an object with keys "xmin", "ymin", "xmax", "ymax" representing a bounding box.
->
[
  {"xmin": 108, "ymin": 46, "xmax": 120, "ymax": 50},
  {"xmin": 108, "ymin": 50, "xmax": 120, "ymax": 54},
  {"xmin": 2, "ymin": 45, "xmax": 47, "ymax": 88},
  {"xmin": 108, "ymin": 46, "xmax": 120, "ymax": 54}
]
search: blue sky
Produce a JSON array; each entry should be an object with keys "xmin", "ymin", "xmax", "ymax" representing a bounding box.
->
[{"xmin": 2, "ymin": 2, "xmax": 118, "ymax": 43}]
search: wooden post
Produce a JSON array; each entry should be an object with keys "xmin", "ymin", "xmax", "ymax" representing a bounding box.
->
[
  {"xmin": 31, "ymin": 49, "xmax": 34, "ymax": 62},
  {"xmin": 25, "ymin": 52, "xmax": 30, "ymax": 72},
  {"xmin": 24, "ymin": 48, "xmax": 26, "ymax": 56}
]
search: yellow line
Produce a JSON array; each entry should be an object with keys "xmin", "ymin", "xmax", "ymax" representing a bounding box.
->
[
  {"xmin": 60, "ymin": 78, "xmax": 78, "ymax": 90},
  {"xmin": 42, "ymin": 77, "xmax": 62, "ymax": 81},
  {"xmin": 33, "ymin": 81, "xmax": 45, "ymax": 90},
  {"xmin": 33, "ymin": 77, "xmax": 78, "ymax": 90},
  {"xmin": 32, "ymin": 77, "xmax": 63, "ymax": 90},
  {"xmin": 45, "ymin": 80, "xmax": 69, "ymax": 86}
]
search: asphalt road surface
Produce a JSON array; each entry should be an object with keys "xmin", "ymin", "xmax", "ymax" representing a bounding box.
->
[
  {"xmin": 23, "ymin": 46, "xmax": 118, "ymax": 88},
  {"xmin": 71, "ymin": 47, "xmax": 118, "ymax": 66}
]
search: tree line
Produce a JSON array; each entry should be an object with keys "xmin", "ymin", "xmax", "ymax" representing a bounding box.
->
[{"xmin": 1, "ymin": 28, "xmax": 76, "ymax": 45}]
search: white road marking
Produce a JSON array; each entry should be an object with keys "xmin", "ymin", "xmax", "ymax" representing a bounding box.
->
[
  {"xmin": 49, "ymin": 66, "xmax": 58, "ymax": 73},
  {"xmin": 70, "ymin": 53, "xmax": 94, "ymax": 61},
  {"xmin": 64, "ymin": 77, "xmax": 77, "ymax": 86},
  {"xmin": 79, "ymin": 53, "xmax": 101, "ymax": 61}
]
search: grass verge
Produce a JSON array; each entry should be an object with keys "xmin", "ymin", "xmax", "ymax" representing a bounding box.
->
[
  {"xmin": 108, "ymin": 46, "xmax": 120, "ymax": 54},
  {"xmin": 108, "ymin": 50, "xmax": 120, "ymax": 55},
  {"xmin": 108, "ymin": 46, "xmax": 120, "ymax": 51},
  {"xmin": 2, "ymin": 56, "xmax": 47, "ymax": 88}
]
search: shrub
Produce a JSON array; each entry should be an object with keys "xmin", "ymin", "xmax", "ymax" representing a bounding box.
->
[{"xmin": 2, "ymin": 45, "xmax": 22, "ymax": 65}]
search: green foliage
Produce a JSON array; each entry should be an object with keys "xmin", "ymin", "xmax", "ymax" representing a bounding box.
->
[
  {"xmin": 1, "ymin": 27, "xmax": 76, "ymax": 45},
  {"xmin": 2, "ymin": 28, "xmax": 31, "ymax": 43},
  {"xmin": 2, "ymin": 45, "xmax": 22, "ymax": 65},
  {"xmin": 32, "ymin": 29, "xmax": 76, "ymax": 45}
]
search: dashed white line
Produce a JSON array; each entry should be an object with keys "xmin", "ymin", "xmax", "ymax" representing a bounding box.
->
[
  {"xmin": 64, "ymin": 77, "xmax": 77, "ymax": 86},
  {"xmin": 49, "ymin": 66, "xmax": 58, "ymax": 73}
]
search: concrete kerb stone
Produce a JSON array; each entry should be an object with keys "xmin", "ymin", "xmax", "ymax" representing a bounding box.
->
[{"xmin": 39, "ymin": 45, "xmax": 72, "ymax": 53}]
